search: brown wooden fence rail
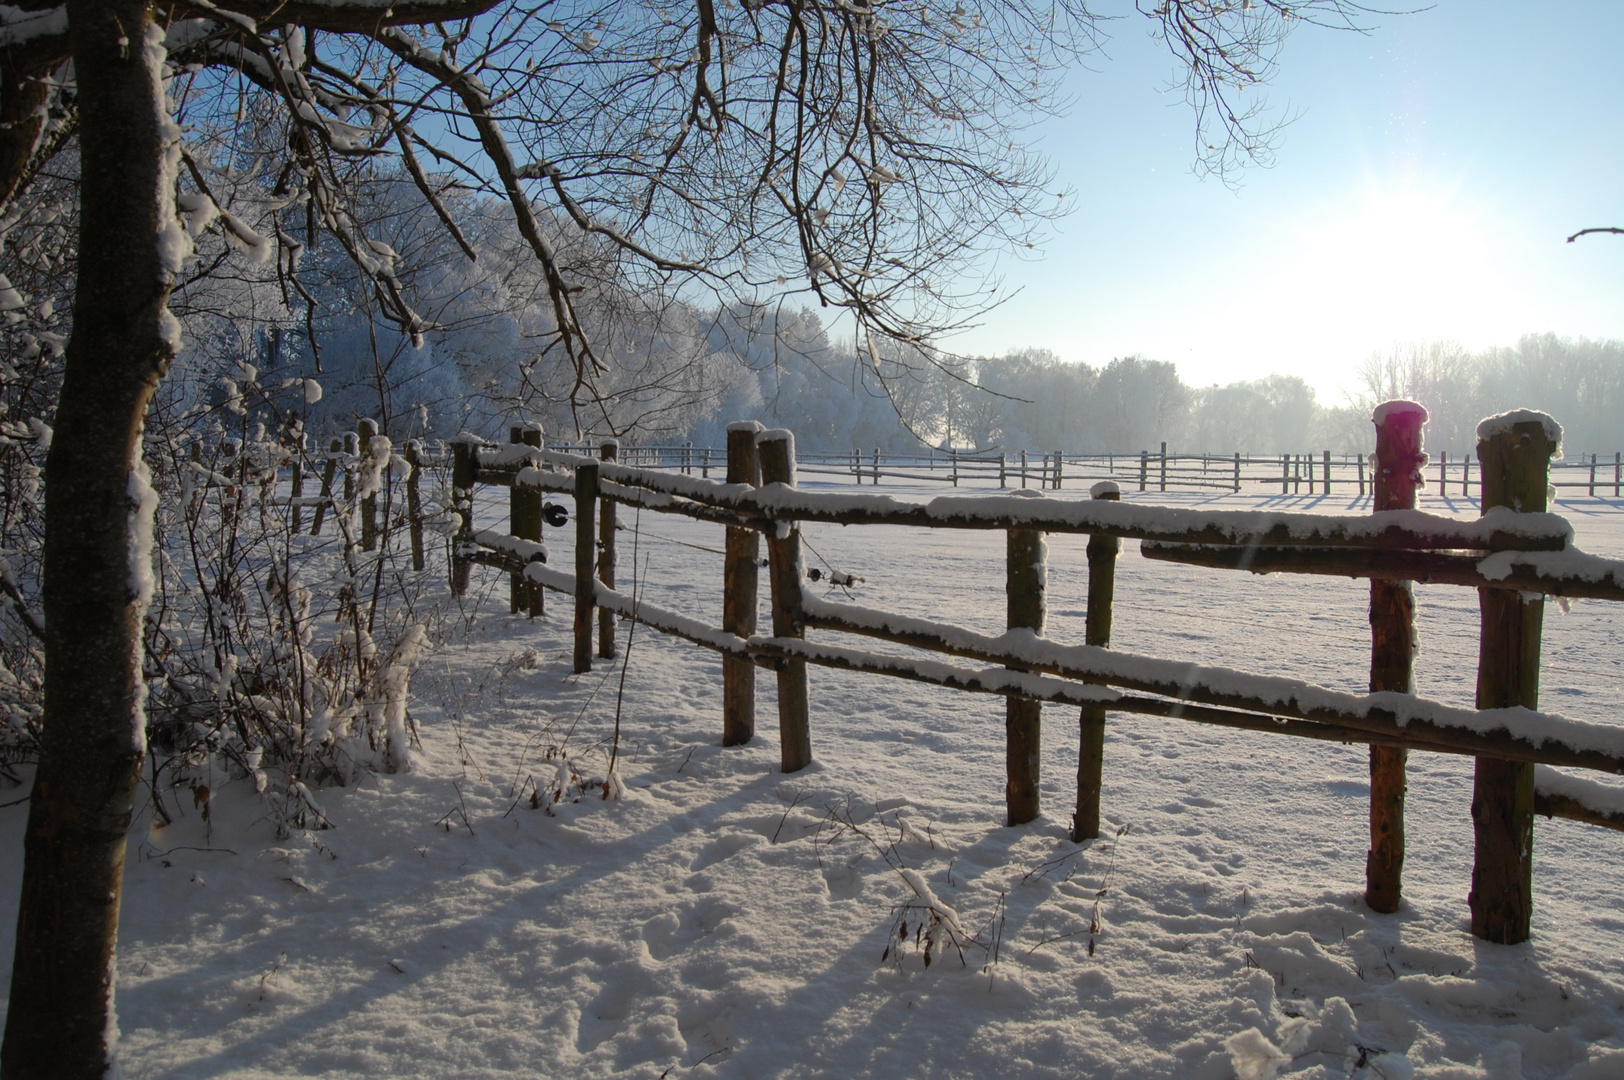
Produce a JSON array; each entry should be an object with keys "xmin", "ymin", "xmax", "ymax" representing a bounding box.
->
[{"xmin": 452, "ymin": 409, "xmax": 1624, "ymax": 946}]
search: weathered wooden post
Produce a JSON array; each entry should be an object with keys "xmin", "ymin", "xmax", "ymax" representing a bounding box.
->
[
  {"xmin": 1357, "ymin": 453, "xmax": 1365, "ymax": 497},
  {"xmin": 873, "ymin": 446, "xmax": 881, "ymax": 485},
  {"xmin": 1365, "ymin": 401, "xmax": 1427, "ymax": 913},
  {"xmin": 311, "ymin": 438, "xmax": 340, "ymax": 535},
  {"xmin": 343, "ymin": 430, "xmax": 358, "ymax": 504},
  {"xmin": 573, "ymin": 458, "xmax": 599, "ymax": 673},
  {"xmin": 289, "ymin": 451, "xmax": 305, "ymax": 535},
  {"xmin": 1233, "ymin": 452, "xmax": 1241, "ymax": 493},
  {"xmin": 951, "ymin": 448, "xmax": 959, "ymax": 487},
  {"xmin": 1438, "ymin": 449, "xmax": 1448, "ymax": 498},
  {"xmin": 1470, "ymin": 410, "xmax": 1558, "ymax": 944},
  {"xmin": 1139, "ymin": 451, "xmax": 1148, "ymax": 492},
  {"xmin": 758, "ymin": 430, "xmax": 812, "ymax": 771},
  {"xmin": 1323, "ymin": 450, "xmax": 1333, "ymax": 495},
  {"xmin": 449, "ymin": 436, "xmax": 477, "ymax": 596},
  {"xmin": 999, "ymin": 454, "xmax": 1007, "ymax": 488},
  {"xmin": 723, "ymin": 423, "xmax": 762, "ymax": 746},
  {"xmin": 1073, "ymin": 481, "xmax": 1120, "ymax": 842},
  {"xmin": 1053, "ymin": 450, "xmax": 1063, "ymax": 489},
  {"xmin": 1462, "ymin": 455, "xmax": 1471, "ymax": 498},
  {"xmin": 510, "ymin": 424, "xmax": 543, "ymax": 614},
  {"xmin": 1020, "ymin": 450, "xmax": 1029, "ymax": 489},
  {"xmin": 405, "ymin": 440, "xmax": 426, "ymax": 571},
  {"xmin": 358, "ymin": 419, "xmax": 379, "ymax": 551},
  {"xmin": 1159, "ymin": 442, "xmax": 1167, "ymax": 492},
  {"xmin": 598, "ymin": 440, "xmax": 618, "ymax": 657},
  {"xmin": 1005, "ymin": 508, "xmax": 1046, "ymax": 826},
  {"xmin": 1590, "ymin": 453, "xmax": 1598, "ymax": 498}
]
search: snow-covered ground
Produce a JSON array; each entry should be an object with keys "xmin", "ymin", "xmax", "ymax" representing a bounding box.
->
[{"xmin": 3, "ymin": 484, "xmax": 1622, "ymax": 1079}]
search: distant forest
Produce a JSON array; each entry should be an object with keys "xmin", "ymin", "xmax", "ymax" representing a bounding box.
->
[{"xmin": 185, "ymin": 205, "xmax": 1619, "ymax": 459}]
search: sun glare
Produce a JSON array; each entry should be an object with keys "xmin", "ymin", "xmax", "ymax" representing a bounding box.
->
[{"xmin": 1271, "ymin": 185, "xmax": 1516, "ymax": 349}]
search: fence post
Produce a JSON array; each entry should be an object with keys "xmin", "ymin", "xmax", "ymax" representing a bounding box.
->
[
  {"xmin": 999, "ymin": 453, "xmax": 1007, "ymax": 488},
  {"xmin": 1020, "ymin": 450, "xmax": 1029, "ymax": 489},
  {"xmin": 289, "ymin": 445, "xmax": 305, "ymax": 534},
  {"xmin": 1470, "ymin": 412, "xmax": 1558, "ymax": 944},
  {"xmin": 1139, "ymin": 451, "xmax": 1148, "ymax": 492},
  {"xmin": 1437, "ymin": 449, "xmax": 1447, "ymax": 498},
  {"xmin": 357, "ymin": 420, "xmax": 380, "ymax": 551},
  {"xmin": 449, "ymin": 437, "xmax": 476, "ymax": 596},
  {"xmin": 759, "ymin": 430, "xmax": 812, "ymax": 772},
  {"xmin": 573, "ymin": 460, "xmax": 598, "ymax": 673},
  {"xmin": 340, "ymin": 431, "xmax": 357, "ymax": 505},
  {"xmin": 1006, "ymin": 519, "xmax": 1045, "ymax": 826},
  {"xmin": 1073, "ymin": 481, "xmax": 1120, "ymax": 842},
  {"xmin": 1158, "ymin": 442, "xmax": 1167, "ymax": 492},
  {"xmin": 1615, "ymin": 451, "xmax": 1621, "ymax": 497},
  {"xmin": 723, "ymin": 423, "xmax": 762, "ymax": 746},
  {"xmin": 1053, "ymin": 450, "xmax": 1063, "ymax": 489},
  {"xmin": 1357, "ymin": 453, "xmax": 1365, "ymax": 497},
  {"xmin": 1233, "ymin": 452, "xmax": 1241, "ymax": 493},
  {"xmin": 951, "ymin": 448, "xmax": 959, "ymax": 487},
  {"xmin": 1463, "ymin": 454, "xmax": 1471, "ymax": 498},
  {"xmin": 510, "ymin": 424, "xmax": 543, "ymax": 614},
  {"xmin": 598, "ymin": 441, "xmax": 619, "ymax": 656},
  {"xmin": 311, "ymin": 439, "xmax": 339, "ymax": 536},
  {"xmin": 873, "ymin": 446, "xmax": 881, "ymax": 485},
  {"xmin": 1365, "ymin": 401, "xmax": 1427, "ymax": 913},
  {"xmin": 405, "ymin": 440, "xmax": 426, "ymax": 571},
  {"xmin": 1590, "ymin": 453, "xmax": 1597, "ymax": 497},
  {"xmin": 1323, "ymin": 450, "xmax": 1332, "ymax": 495},
  {"xmin": 1281, "ymin": 453, "xmax": 1289, "ymax": 495}
]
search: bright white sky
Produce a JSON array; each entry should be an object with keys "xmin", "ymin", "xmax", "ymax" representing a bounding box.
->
[{"xmin": 942, "ymin": 0, "xmax": 1624, "ymax": 405}]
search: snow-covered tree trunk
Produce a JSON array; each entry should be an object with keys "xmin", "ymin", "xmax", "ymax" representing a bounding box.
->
[{"xmin": 2, "ymin": 3, "xmax": 174, "ymax": 1076}]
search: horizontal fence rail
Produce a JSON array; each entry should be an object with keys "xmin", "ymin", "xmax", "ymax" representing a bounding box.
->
[{"xmin": 555, "ymin": 440, "xmax": 1624, "ymax": 498}]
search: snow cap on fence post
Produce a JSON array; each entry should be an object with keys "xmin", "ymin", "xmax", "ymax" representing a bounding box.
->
[{"xmin": 1476, "ymin": 409, "xmax": 1563, "ymax": 460}]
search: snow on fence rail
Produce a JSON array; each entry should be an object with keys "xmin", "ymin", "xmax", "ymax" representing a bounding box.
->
[
  {"xmin": 452, "ymin": 407, "xmax": 1624, "ymax": 946},
  {"xmin": 555, "ymin": 439, "xmax": 1624, "ymax": 497}
]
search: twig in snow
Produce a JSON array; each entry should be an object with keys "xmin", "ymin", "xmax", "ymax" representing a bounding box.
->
[
  {"xmin": 772, "ymin": 788, "xmax": 811, "ymax": 842},
  {"xmin": 435, "ymin": 779, "xmax": 475, "ymax": 836}
]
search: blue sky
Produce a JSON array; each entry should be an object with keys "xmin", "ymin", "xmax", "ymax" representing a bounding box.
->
[{"xmin": 941, "ymin": 0, "xmax": 1624, "ymax": 404}]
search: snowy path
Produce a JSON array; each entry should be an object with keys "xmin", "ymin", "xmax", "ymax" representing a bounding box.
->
[{"xmin": 2, "ymin": 488, "xmax": 1622, "ymax": 1078}]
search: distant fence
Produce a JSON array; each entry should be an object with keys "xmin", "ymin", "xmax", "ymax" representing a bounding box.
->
[
  {"xmin": 459, "ymin": 408, "xmax": 1624, "ymax": 948},
  {"xmin": 549, "ymin": 440, "xmax": 1624, "ymax": 498}
]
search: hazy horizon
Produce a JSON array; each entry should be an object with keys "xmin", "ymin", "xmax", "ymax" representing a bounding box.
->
[{"xmin": 936, "ymin": 0, "xmax": 1624, "ymax": 405}]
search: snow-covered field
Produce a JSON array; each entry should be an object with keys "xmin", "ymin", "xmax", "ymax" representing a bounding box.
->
[{"xmin": 3, "ymin": 484, "xmax": 1623, "ymax": 1079}]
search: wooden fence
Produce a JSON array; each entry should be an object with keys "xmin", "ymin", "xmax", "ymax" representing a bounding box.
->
[
  {"xmin": 551, "ymin": 440, "xmax": 1624, "ymax": 498},
  {"xmin": 454, "ymin": 406, "xmax": 1624, "ymax": 947}
]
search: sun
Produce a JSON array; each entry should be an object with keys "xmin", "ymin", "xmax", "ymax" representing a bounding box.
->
[{"xmin": 1274, "ymin": 183, "xmax": 1513, "ymax": 346}]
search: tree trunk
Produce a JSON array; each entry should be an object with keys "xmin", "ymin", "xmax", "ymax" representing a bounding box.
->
[{"xmin": 4, "ymin": 4, "xmax": 175, "ymax": 1078}]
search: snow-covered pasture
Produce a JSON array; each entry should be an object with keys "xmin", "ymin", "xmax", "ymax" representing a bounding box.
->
[{"xmin": 2, "ymin": 485, "xmax": 1622, "ymax": 1079}]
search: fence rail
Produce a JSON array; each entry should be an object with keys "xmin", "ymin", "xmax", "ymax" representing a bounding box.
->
[
  {"xmin": 549, "ymin": 440, "xmax": 1624, "ymax": 498},
  {"xmin": 453, "ymin": 408, "xmax": 1624, "ymax": 949}
]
